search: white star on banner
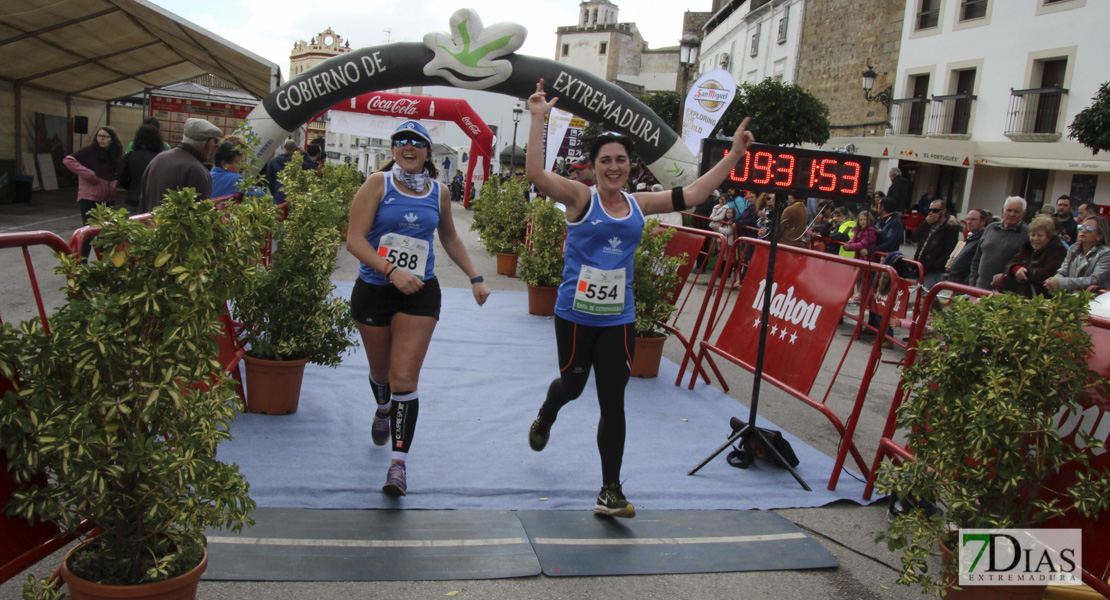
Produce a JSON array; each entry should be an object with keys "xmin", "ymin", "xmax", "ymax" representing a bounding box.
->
[
  {"xmin": 778, "ymin": 327, "xmax": 789, "ymax": 340},
  {"xmin": 753, "ymin": 317, "xmax": 761, "ymax": 328},
  {"xmin": 770, "ymin": 325, "xmax": 778, "ymax": 336},
  {"xmin": 789, "ymin": 332, "xmax": 798, "ymax": 344}
]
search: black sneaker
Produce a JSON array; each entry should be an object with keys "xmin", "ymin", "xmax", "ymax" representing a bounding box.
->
[
  {"xmin": 594, "ymin": 482, "xmax": 636, "ymax": 518},
  {"xmin": 529, "ymin": 413, "xmax": 552, "ymax": 451}
]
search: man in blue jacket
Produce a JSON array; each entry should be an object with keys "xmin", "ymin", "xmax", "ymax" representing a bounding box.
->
[{"xmin": 870, "ymin": 198, "xmax": 905, "ymax": 259}]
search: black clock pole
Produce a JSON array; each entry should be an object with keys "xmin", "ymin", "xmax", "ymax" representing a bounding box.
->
[{"xmin": 687, "ymin": 192, "xmax": 812, "ymax": 491}]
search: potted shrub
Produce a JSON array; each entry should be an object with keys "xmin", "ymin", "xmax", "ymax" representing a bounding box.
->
[
  {"xmin": 518, "ymin": 197, "xmax": 566, "ymax": 316},
  {"xmin": 0, "ymin": 190, "xmax": 265, "ymax": 599},
  {"xmin": 233, "ymin": 156, "xmax": 358, "ymax": 414},
  {"xmin": 276, "ymin": 152, "xmax": 363, "ymax": 241},
  {"xmin": 630, "ymin": 219, "xmax": 683, "ymax": 378},
  {"xmin": 874, "ymin": 291, "xmax": 1110, "ymax": 598},
  {"xmin": 470, "ymin": 176, "xmax": 529, "ymax": 276}
]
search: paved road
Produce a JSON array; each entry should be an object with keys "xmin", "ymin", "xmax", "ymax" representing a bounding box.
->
[{"xmin": 0, "ymin": 189, "xmax": 927, "ymax": 599}]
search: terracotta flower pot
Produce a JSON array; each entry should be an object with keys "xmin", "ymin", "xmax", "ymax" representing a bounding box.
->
[
  {"xmin": 630, "ymin": 335, "xmax": 666, "ymax": 378},
  {"xmin": 243, "ymin": 354, "xmax": 310, "ymax": 415},
  {"xmin": 526, "ymin": 284, "xmax": 558, "ymax": 316},
  {"xmin": 496, "ymin": 252, "xmax": 519, "ymax": 277},
  {"xmin": 61, "ymin": 547, "xmax": 208, "ymax": 600}
]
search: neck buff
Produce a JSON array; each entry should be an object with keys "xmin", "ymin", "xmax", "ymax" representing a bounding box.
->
[{"xmin": 391, "ymin": 163, "xmax": 431, "ymax": 194}]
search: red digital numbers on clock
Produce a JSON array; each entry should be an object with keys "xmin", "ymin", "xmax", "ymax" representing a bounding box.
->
[{"xmin": 714, "ymin": 142, "xmax": 870, "ymax": 200}]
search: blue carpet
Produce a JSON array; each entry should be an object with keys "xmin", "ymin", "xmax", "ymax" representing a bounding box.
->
[{"xmin": 216, "ymin": 283, "xmax": 868, "ymax": 511}]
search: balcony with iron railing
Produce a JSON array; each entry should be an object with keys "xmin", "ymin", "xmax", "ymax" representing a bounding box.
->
[
  {"xmin": 890, "ymin": 97, "xmax": 932, "ymax": 136},
  {"xmin": 927, "ymin": 93, "xmax": 976, "ymax": 138},
  {"xmin": 1004, "ymin": 87, "xmax": 1068, "ymax": 142}
]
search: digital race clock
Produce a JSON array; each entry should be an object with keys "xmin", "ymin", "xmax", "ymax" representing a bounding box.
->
[{"xmin": 699, "ymin": 140, "xmax": 872, "ymax": 201}]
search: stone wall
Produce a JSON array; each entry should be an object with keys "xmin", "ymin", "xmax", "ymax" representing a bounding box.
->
[{"xmin": 795, "ymin": 0, "xmax": 904, "ymax": 139}]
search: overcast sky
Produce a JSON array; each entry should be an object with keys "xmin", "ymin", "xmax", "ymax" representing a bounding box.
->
[{"xmin": 148, "ymin": 0, "xmax": 708, "ymax": 147}]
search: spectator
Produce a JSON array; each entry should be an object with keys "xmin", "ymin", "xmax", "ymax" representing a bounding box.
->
[
  {"xmin": 970, "ymin": 196, "xmax": 1030, "ymax": 290},
  {"xmin": 733, "ymin": 192, "xmax": 773, "ymax": 239},
  {"xmin": 117, "ymin": 123, "xmax": 164, "ymax": 211},
  {"xmin": 826, "ymin": 207, "xmax": 856, "ymax": 257},
  {"xmin": 266, "ymin": 139, "xmax": 317, "ymax": 204},
  {"xmin": 870, "ymin": 198, "xmax": 905, "ymax": 259},
  {"xmin": 947, "ymin": 208, "xmax": 990, "ymax": 286},
  {"xmin": 710, "ymin": 207, "xmax": 738, "ymax": 247},
  {"xmin": 871, "ymin": 190, "xmax": 885, "ymax": 214},
  {"xmin": 1045, "ymin": 216, "xmax": 1110, "ymax": 293},
  {"xmin": 996, "ymin": 215, "xmax": 1067, "ymax": 298},
  {"xmin": 1078, "ymin": 202, "xmax": 1101, "ymax": 223},
  {"xmin": 916, "ymin": 185, "xmax": 940, "ymax": 216},
  {"xmin": 567, "ymin": 157, "xmax": 595, "ymax": 186},
  {"xmin": 210, "ymin": 140, "xmax": 248, "ymax": 198},
  {"xmin": 63, "ymin": 125, "xmax": 122, "ymax": 259},
  {"xmin": 886, "ymin": 167, "xmax": 910, "ymax": 213},
  {"xmin": 1053, "ymin": 195, "xmax": 1078, "ymax": 245},
  {"xmin": 139, "ymin": 118, "xmax": 221, "ymax": 213},
  {"xmin": 844, "ymin": 209, "xmax": 878, "ymax": 257},
  {"xmin": 912, "ymin": 199, "xmax": 960, "ymax": 289},
  {"xmin": 125, "ymin": 117, "xmax": 171, "ymax": 153}
]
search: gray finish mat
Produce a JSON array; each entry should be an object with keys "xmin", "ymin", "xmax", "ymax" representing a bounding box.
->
[
  {"xmin": 204, "ymin": 508, "xmax": 540, "ymax": 581},
  {"xmin": 203, "ymin": 508, "xmax": 836, "ymax": 581},
  {"xmin": 516, "ymin": 509, "xmax": 838, "ymax": 577}
]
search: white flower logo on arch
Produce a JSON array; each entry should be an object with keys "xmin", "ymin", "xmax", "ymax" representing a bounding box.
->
[{"xmin": 423, "ymin": 9, "xmax": 527, "ymax": 90}]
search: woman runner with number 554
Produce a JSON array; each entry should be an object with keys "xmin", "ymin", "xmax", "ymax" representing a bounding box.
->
[
  {"xmin": 523, "ymin": 78, "xmax": 755, "ymax": 518},
  {"xmin": 346, "ymin": 120, "xmax": 491, "ymax": 498}
]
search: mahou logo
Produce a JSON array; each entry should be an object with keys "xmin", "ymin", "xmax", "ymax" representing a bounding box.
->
[
  {"xmin": 751, "ymin": 280, "xmax": 823, "ymax": 331},
  {"xmin": 367, "ymin": 95, "xmax": 420, "ymax": 116}
]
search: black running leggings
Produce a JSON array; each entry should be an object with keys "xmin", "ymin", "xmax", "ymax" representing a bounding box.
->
[{"xmin": 542, "ymin": 315, "xmax": 635, "ymax": 485}]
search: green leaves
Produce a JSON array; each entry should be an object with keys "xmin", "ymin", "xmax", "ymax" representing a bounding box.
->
[
  {"xmin": 1068, "ymin": 81, "xmax": 1110, "ymax": 154},
  {"xmin": 716, "ymin": 78, "xmax": 830, "ymax": 147},
  {"xmin": 875, "ymin": 290, "xmax": 1110, "ymax": 594},
  {"xmin": 518, "ymin": 198, "xmax": 566, "ymax": 288},
  {"xmin": 0, "ymin": 187, "xmax": 265, "ymax": 586},
  {"xmin": 632, "ymin": 219, "xmax": 682, "ymax": 337},
  {"xmin": 470, "ymin": 176, "xmax": 529, "ymax": 255}
]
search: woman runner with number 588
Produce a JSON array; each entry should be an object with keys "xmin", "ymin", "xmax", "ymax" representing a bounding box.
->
[
  {"xmin": 523, "ymin": 78, "xmax": 756, "ymax": 518},
  {"xmin": 346, "ymin": 120, "xmax": 491, "ymax": 498}
]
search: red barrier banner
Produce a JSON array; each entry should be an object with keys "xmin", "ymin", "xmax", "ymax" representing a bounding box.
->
[
  {"xmin": 872, "ymin": 278, "xmax": 910, "ymax": 320},
  {"xmin": 715, "ymin": 245, "xmax": 857, "ymax": 395},
  {"xmin": 1045, "ymin": 321, "xmax": 1110, "ymax": 580}
]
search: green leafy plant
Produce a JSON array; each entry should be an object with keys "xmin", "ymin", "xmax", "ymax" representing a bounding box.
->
[
  {"xmin": 470, "ymin": 176, "xmax": 529, "ymax": 255},
  {"xmin": 0, "ymin": 189, "xmax": 267, "ymax": 593},
  {"xmin": 632, "ymin": 218, "xmax": 683, "ymax": 337},
  {"xmin": 278, "ymin": 152, "xmax": 363, "ymax": 238},
  {"xmin": 233, "ymin": 156, "xmax": 358, "ymax": 364},
  {"xmin": 518, "ymin": 197, "xmax": 566, "ymax": 288},
  {"xmin": 874, "ymin": 291, "xmax": 1110, "ymax": 595},
  {"xmin": 1069, "ymin": 81, "xmax": 1110, "ymax": 154}
]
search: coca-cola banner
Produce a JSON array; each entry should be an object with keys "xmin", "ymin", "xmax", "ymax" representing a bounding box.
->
[
  {"xmin": 244, "ymin": 8, "xmax": 697, "ymax": 188},
  {"xmin": 715, "ymin": 245, "xmax": 858, "ymax": 395}
]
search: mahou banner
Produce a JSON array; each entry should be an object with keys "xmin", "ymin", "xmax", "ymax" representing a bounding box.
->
[
  {"xmin": 681, "ymin": 69, "xmax": 736, "ymax": 158},
  {"xmin": 715, "ymin": 246, "xmax": 857, "ymax": 395}
]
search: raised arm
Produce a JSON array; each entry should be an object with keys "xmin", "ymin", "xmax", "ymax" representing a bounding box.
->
[
  {"xmin": 524, "ymin": 79, "xmax": 591, "ymax": 215},
  {"xmin": 633, "ymin": 117, "xmax": 755, "ymax": 216}
]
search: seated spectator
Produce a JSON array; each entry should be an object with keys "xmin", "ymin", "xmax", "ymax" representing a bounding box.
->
[
  {"xmin": 995, "ymin": 215, "xmax": 1067, "ymax": 298},
  {"xmin": 1044, "ymin": 216, "xmax": 1110, "ymax": 293},
  {"xmin": 947, "ymin": 208, "xmax": 989, "ymax": 286},
  {"xmin": 970, "ymin": 196, "xmax": 1029, "ymax": 290},
  {"xmin": 210, "ymin": 141, "xmax": 245, "ymax": 198},
  {"xmin": 1078, "ymin": 202, "xmax": 1102, "ymax": 223}
]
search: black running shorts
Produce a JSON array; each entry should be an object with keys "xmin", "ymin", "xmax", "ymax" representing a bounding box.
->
[{"xmin": 350, "ymin": 277, "xmax": 441, "ymax": 326}]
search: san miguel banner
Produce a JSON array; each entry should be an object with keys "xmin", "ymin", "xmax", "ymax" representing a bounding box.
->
[
  {"xmin": 715, "ymin": 245, "xmax": 857, "ymax": 395},
  {"xmin": 681, "ymin": 69, "xmax": 736, "ymax": 158},
  {"xmin": 244, "ymin": 8, "xmax": 699, "ymax": 188}
]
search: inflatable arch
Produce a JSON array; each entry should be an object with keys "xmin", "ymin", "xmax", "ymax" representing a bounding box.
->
[
  {"xmin": 324, "ymin": 92, "xmax": 494, "ymax": 207},
  {"xmin": 244, "ymin": 8, "xmax": 698, "ymax": 190}
]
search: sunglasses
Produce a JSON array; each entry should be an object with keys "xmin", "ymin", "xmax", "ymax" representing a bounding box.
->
[
  {"xmin": 929, "ymin": 207, "xmax": 943, "ymax": 213},
  {"xmin": 1078, "ymin": 224, "xmax": 1099, "ymax": 233},
  {"xmin": 392, "ymin": 138, "xmax": 429, "ymax": 149}
]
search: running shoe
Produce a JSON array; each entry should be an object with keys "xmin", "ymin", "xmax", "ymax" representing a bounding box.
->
[
  {"xmin": 371, "ymin": 412, "xmax": 390, "ymax": 446},
  {"xmin": 594, "ymin": 482, "xmax": 635, "ymax": 518},
  {"xmin": 382, "ymin": 461, "xmax": 407, "ymax": 497},
  {"xmin": 529, "ymin": 413, "xmax": 552, "ymax": 451}
]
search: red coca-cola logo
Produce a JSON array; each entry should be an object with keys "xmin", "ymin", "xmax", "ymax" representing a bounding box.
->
[
  {"xmin": 366, "ymin": 95, "xmax": 420, "ymax": 116},
  {"xmin": 461, "ymin": 116, "xmax": 482, "ymax": 135}
]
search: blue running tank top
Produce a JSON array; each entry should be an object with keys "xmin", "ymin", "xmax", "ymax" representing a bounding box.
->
[
  {"xmin": 556, "ymin": 188, "xmax": 645, "ymax": 326},
  {"xmin": 358, "ymin": 176, "xmax": 441, "ymax": 285}
]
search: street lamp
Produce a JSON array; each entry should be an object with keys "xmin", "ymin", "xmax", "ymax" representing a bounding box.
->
[
  {"xmin": 862, "ymin": 65, "xmax": 892, "ymax": 111},
  {"xmin": 678, "ymin": 31, "xmax": 701, "ymax": 93},
  {"xmin": 509, "ymin": 102, "xmax": 523, "ymax": 177}
]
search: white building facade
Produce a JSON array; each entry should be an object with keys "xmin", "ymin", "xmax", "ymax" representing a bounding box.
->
[
  {"xmin": 830, "ymin": 0, "xmax": 1109, "ymax": 215},
  {"xmin": 698, "ymin": 0, "xmax": 806, "ymax": 86}
]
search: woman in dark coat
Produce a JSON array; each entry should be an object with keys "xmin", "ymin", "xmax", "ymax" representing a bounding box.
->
[
  {"xmin": 997, "ymin": 215, "xmax": 1068, "ymax": 298},
  {"xmin": 117, "ymin": 124, "xmax": 165, "ymax": 211}
]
